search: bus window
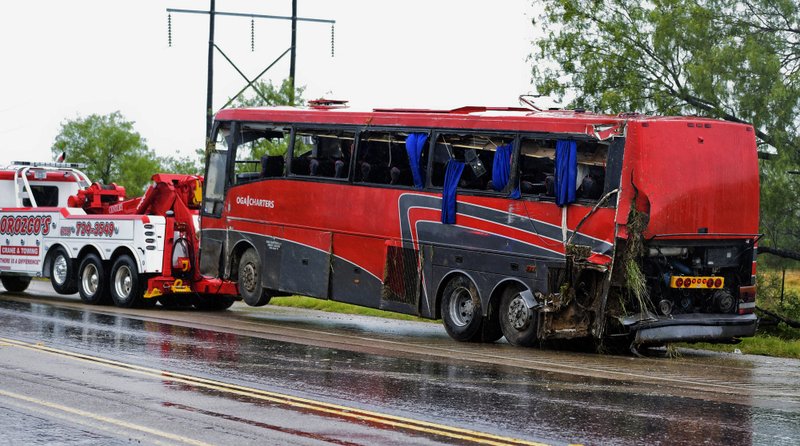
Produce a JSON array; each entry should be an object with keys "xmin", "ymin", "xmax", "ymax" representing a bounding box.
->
[
  {"xmin": 233, "ymin": 124, "xmax": 291, "ymax": 184},
  {"xmin": 430, "ymin": 133, "xmax": 513, "ymax": 192},
  {"xmin": 355, "ymin": 131, "xmax": 422, "ymax": 186},
  {"xmin": 290, "ymin": 129, "xmax": 354, "ymax": 179},
  {"xmin": 518, "ymin": 139, "xmax": 556, "ymax": 197},
  {"xmin": 518, "ymin": 138, "xmax": 608, "ymax": 201}
]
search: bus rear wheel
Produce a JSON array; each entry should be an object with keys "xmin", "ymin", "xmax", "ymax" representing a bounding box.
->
[
  {"xmin": 49, "ymin": 247, "xmax": 78, "ymax": 295},
  {"xmin": 441, "ymin": 275, "xmax": 483, "ymax": 342},
  {"xmin": 238, "ymin": 248, "xmax": 270, "ymax": 307},
  {"xmin": 78, "ymin": 253, "xmax": 110, "ymax": 305},
  {"xmin": 499, "ymin": 287, "xmax": 539, "ymax": 347},
  {"xmin": 109, "ymin": 255, "xmax": 145, "ymax": 308},
  {"xmin": 1, "ymin": 276, "xmax": 31, "ymax": 293}
]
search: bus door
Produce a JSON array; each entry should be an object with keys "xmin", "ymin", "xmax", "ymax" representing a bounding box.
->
[{"xmin": 198, "ymin": 123, "xmax": 231, "ymax": 278}]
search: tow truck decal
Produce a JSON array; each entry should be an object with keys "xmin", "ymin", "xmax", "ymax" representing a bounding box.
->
[{"xmin": 0, "ymin": 215, "xmax": 52, "ymax": 236}]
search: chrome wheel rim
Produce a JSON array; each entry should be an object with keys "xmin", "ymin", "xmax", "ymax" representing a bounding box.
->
[
  {"xmin": 53, "ymin": 255, "xmax": 68, "ymax": 285},
  {"xmin": 82, "ymin": 264, "xmax": 99, "ymax": 296},
  {"xmin": 448, "ymin": 286, "xmax": 475, "ymax": 327},
  {"xmin": 114, "ymin": 265, "xmax": 133, "ymax": 299}
]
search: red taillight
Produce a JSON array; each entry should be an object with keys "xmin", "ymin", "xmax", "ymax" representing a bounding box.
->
[
  {"xmin": 714, "ymin": 278, "xmax": 722, "ymax": 288},
  {"xmin": 675, "ymin": 278, "xmax": 684, "ymax": 287},
  {"xmin": 684, "ymin": 279, "xmax": 691, "ymax": 288}
]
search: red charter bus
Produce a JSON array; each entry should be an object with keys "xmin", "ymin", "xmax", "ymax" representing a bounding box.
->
[{"xmin": 199, "ymin": 101, "xmax": 759, "ymax": 350}]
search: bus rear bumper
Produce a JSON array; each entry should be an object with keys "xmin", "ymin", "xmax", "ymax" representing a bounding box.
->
[{"xmin": 628, "ymin": 313, "xmax": 758, "ymax": 345}]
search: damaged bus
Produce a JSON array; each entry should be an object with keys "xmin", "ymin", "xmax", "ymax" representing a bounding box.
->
[{"xmin": 199, "ymin": 100, "xmax": 759, "ymax": 351}]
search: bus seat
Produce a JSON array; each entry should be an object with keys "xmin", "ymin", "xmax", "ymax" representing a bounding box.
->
[
  {"xmin": 389, "ymin": 166, "xmax": 401, "ymax": 185},
  {"xmin": 260, "ymin": 155, "xmax": 285, "ymax": 178},
  {"xmin": 309, "ymin": 158, "xmax": 320, "ymax": 176},
  {"xmin": 360, "ymin": 162, "xmax": 371, "ymax": 182},
  {"xmin": 334, "ymin": 159, "xmax": 346, "ymax": 178},
  {"xmin": 578, "ymin": 173, "xmax": 603, "ymax": 199}
]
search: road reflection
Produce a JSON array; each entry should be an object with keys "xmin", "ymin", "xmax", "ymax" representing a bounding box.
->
[{"xmin": 2, "ymin": 298, "xmax": 794, "ymax": 445}]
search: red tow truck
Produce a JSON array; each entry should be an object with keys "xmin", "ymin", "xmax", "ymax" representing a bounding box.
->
[{"xmin": 0, "ymin": 161, "xmax": 238, "ymax": 309}]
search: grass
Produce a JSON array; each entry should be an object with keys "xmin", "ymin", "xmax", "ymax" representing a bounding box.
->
[
  {"xmin": 268, "ymin": 296, "xmax": 433, "ymax": 323},
  {"xmin": 680, "ymin": 333, "xmax": 800, "ymax": 359}
]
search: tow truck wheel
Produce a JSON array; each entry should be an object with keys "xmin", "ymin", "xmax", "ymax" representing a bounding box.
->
[
  {"xmin": 238, "ymin": 248, "xmax": 270, "ymax": 306},
  {"xmin": 499, "ymin": 286, "xmax": 539, "ymax": 347},
  {"xmin": 49, "ymin": 247, "xmax": 78, "ymax": 294},
  {"xmin": 78, "ymin": 253, "xmax": 110, "ymax": 305},
  {"xmin": 1, "ymin": 276, "xmax": 31, "ymax": 293},
  {"xmin": 110, "ymin": 255, "xmax": 145, "ymax": 308},
  {"xmin": 440, "ymin": 275, "xmax": 484, "ymax": 342}
]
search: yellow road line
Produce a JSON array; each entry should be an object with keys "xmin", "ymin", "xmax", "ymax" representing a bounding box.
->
[
  {"xmin": 0, "ymin": 388, "xmax": 213, "ymax": 446},
  {"xmin": 1, "ymin": 337, "xmax": 549, "ymax": 446}
]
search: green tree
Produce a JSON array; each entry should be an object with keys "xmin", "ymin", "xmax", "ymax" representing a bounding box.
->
[
  {"xmin": 531, "ymin": 0, "xmax": 799, "ymax": 157},
  {"xmin": 531, "ymin": 0, "xmax": 800, "ymax": 262},
  {"xmin": 52, "ymin": 111, "xmax": 159, "ymax": 197},
  {"xmin": 233, "ymin": 78, "xmax": 305, "ymax": 108},
  {"xmin": 231, "ymin": 78, "xmax": 305, "ymax": 159},
  {"xmin": 160, "ymin": 154, "xmax": 203, "ymax": 176}
]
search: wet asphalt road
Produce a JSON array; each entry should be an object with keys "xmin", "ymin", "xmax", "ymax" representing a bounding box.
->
[{"xmin": 1, "ymin": 281, "xmax": 799, "ymax": 445}]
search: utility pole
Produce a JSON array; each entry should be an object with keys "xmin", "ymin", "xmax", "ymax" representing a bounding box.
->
[
  {"xmin": 206, "ymin": 0, "xmax": 216, "ymax": 141},
  {"xmin": 290, "ymin": 0, "xmax": 297, "ymax": 106}
]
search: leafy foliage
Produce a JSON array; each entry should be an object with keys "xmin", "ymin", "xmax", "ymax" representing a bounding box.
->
[
  {"xmin": 230, "ymin": 78, "xmax": 305, "ymax": 161},
  {"xmin": 531, "ymin": 0, "xmax": 799, "ymax": 158},
  {"xmin": 161, "ymin": 154, "xmax": 203, "ymax": 176},
  {"xmin": 52, "ymin": 111, "xmax": 159, "ymax": 197}
]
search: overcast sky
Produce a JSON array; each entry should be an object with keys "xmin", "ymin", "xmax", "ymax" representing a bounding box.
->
[{"xmin": 0, "ymin": 1, "xmax": 546, "ymax": 167}]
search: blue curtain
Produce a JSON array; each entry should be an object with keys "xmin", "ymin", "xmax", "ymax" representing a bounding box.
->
[
  {"xmin": 491, "ymin": 144, "xmax": 520, "ymax": 199},
  {"xmin": 405, "ymin": 133, "xmax": 427, "ymax": 189},
  {"xmin": 441, "ymin": 160, "xmax": 464, "ymax": 224},
  {"xmin": 555, "ymin": 140, "xmax": 577, "ymax": 207}
]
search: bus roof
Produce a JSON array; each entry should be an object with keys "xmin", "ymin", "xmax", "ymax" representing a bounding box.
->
[{"xmin": 214, "ymin": 105, "xmax": 751, "ymax": 137}]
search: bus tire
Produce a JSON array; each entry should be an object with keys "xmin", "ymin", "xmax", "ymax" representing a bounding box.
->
[
  {"xmin": 1, "ymin": 276, "xmax": 31, "ymax": 293},
  {"xmin": 110, "ymin": 255, "xmax": 145, "ymax": 308},
  {"xmin": 238, "ymin": 248, "xmax": 269, "ymax": 306},
  {"xmin": 499, "ymin": 286, "xmax": 539, "ymax": 347},
  {"xmin": 49, "ymin": 247, "xmax": 78, "ymax": 295},
  {"xmin": 194, "ymin": 294, "xmax": 236, "ymax": 311},
  {"xmin": 440, "ymin": 275, "xmax": 483, "ymax": 342},
  {"xmin": 78, "ymin": 253, "xmax": 110, "ymax": 305},
  {"xmin": 480, "ymin": 298, "xmax": 504, "ymax": 343}
]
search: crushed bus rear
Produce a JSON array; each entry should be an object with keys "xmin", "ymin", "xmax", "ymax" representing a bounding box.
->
[{"xmin": 608, "ymin": 118, "xmax": 759, "ymax": 346}]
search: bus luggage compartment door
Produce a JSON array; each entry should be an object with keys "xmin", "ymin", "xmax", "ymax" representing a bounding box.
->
[{"xmin": 277, "ymin": 227, "xmax": 332, "ymax": 299}]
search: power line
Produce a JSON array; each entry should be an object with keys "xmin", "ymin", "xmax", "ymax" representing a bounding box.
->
[{"xmin": 166, "ymin": 2, "xmax": 336, "ymax": 141}]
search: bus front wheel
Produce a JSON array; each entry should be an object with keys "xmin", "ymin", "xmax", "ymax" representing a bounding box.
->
[
  {"xmin": 238, "ymin": 248, "xmax": 270, "ymax": 307},
  {"xmin": 441, "ymin": 275, "xmax": 483, "ymax": 342}
]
